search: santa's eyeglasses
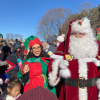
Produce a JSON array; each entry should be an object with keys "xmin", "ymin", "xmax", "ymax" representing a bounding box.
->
[{"xmin": 72, "ymin": 32, "xmax": 86, "ymax": 36}]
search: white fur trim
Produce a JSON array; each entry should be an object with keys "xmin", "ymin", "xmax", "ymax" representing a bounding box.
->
[
  {"xmin": 84, "ymin": 58, "xmax": 100, "ymax": 66},
  {"xmin": 78, "ymin": 59, "xmax": 88, "ymax": 79},
  {"xmin": 78, "ymin": 59, "xmax": 88, "ymax": 100},
  {"xmin": 50, "ymin": 54, "xmax": 63, "ymax": 59},
  {"xmin": 96, "ymin": 78, "xmax": 100, "ymax": 89},
  {"xmin": 48, "ymin": 58, "xmax": 63, "ymax": 86},
  {"xmin": 71, "ymin": 17, "xmax": 91, "ymax": 33},
  {"xmin": 59, "ymin": 67, "xmax": 71, "ymax": 78},
  {"xmin": 98, "ymin": 90, "xmax": 100, "ymax": 98},
  {"xmin": 79, "ymin": 88, "xmax": 87, "ymax": 100},
  {"xmin": 96, "ymin": 78, "xmax": 100, "ymax": 98}
]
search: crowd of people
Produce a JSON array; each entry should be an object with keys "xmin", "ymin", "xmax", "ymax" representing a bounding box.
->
[{"xmin": 0, "ymin": 17, "xmax": 100, "ymax": 100}]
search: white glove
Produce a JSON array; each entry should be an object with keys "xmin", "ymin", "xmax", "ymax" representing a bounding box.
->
[{"xmin": 59, "ymin": 60, "xmax": 69, "ymax": 69}]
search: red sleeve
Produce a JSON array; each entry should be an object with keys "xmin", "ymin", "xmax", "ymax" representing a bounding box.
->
[
  {"xmin": 96, "ymin": 41, "xmax": 100, "ymax": 77},
  {"xmin": 48, "ymin": 59, "xmax": 60, "ymax": 82},
  {"xmin": 24, "ymin": 49, "xmax": 28, "ymax": 54},
  {"xmin": 47, "ymin": 59, "xmax": 54, "ymax": 73}
]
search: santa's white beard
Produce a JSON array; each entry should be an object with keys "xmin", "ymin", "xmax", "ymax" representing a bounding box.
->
[{"xmin": 69, "ymin": 35, "xmax": 98, "ymax": 59}]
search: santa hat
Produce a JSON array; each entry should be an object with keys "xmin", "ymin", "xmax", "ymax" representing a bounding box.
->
[
  {"xmin": 97, "ymin": 27, "xmax": 100, "ymax": 32},
  {"xmin": 57, "ymin": 34, "xmax": 65, "ymax": 42},
  {"xmin": 63, "ymin": 17, "xmax": 91, "ymax": 59},
  {"xmin": 71, "ymin": 17, "xmax": 91, "ymax": 33},
  {"xmin": 24, "ymin": 35, "xmax": 42, "ymax": 53},
  {"xmin": 17, "ymin": 86, "xmax": 58, "ymax": 100}
]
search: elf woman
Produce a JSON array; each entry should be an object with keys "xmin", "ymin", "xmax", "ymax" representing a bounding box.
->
[{"xmin": 17, "ymin": 35, "xmax": 56, "ymax": 95}]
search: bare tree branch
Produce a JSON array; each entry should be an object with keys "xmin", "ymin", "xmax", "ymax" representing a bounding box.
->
[{"xmin": 36, "ymin": 7, "xmax": 73, "ymax": 40}]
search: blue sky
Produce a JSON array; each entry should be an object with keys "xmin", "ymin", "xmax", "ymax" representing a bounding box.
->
[{"xmin": 0, "ymin": 0, "xmax": 100, "ymax": 40}]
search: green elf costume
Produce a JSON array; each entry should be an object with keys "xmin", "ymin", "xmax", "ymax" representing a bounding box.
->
[{"xmin": 17, "ymin": 35, "xmax": 56, "ymax": 95}]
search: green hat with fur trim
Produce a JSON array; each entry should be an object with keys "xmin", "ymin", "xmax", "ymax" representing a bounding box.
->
[{"xmin": 24, "ymin": 35, "xmax": 42, "ymax": 52}]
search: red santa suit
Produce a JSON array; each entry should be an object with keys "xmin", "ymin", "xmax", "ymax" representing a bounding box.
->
[{"xmin": 48, "ymin": 17, "xmax": 100, "ymax": 100}]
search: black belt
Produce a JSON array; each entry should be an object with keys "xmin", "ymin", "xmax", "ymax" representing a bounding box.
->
[{"xmin": 64, "ymin": 77, "xmax": 97, "ymax": 89}]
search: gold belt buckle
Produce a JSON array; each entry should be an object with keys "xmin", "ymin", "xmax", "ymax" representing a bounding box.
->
[{"xmin": 78, "ymin": 77, "xmax": 85, "ymax": 89}]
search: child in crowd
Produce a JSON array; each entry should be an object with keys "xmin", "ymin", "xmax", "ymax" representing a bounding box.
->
[
  {"xmin": 0, "ymin": 77, "xmax": 22, "ymax": 100},
  {"xmin": 46, "ymin": 36, "xmax": 57, "ymax": 53}
]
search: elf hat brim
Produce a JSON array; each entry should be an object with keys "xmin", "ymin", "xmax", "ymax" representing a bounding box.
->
[
  {"xmin": 29, "ymin": 38, "xmax": 42, "ymax": 49},
  {"xmin": 97, "ymin": 27, "xmax": 100, "ymax": 32}
]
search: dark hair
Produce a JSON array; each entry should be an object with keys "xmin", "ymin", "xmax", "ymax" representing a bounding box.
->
[
  {"xmin": 26, "ymin": 45, "xmax": 50, "ymax": 59},
  {"xmin": 8, "ymin": 43, "xmax": 13, "ymax": 52},
  {"xmin": 7, "ymin": 77, "xmax": 22, "ymax": 90},
  {"xmin": 15, "ymin": 39, "xmax": 19, "ymax": 43},
  {"xmin": 2, "ymin": 46, "xmax": 11, "ymax": 53},
  {"xmin": 14, "ymin": 47, "xmax": 24, "ymax": 59}
]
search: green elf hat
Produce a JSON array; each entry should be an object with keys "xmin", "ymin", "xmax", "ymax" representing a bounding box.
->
[
  {"xmin": 24, "ymin": 35, "xmax": 42, "ymax": 51},
  {"xmin": 0, "ymin": 33, "xmax": 3, "ymax": 38}
]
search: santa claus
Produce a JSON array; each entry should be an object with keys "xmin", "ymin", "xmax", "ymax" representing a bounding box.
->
[{"xmin": 48, "ymin": 17, "xmax": 100, "ymax": 100}]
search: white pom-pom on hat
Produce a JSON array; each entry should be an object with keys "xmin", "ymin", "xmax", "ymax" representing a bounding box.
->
[{"xmin": 57, "ymin": 34, "xmax": 65, "ymax": 42}]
